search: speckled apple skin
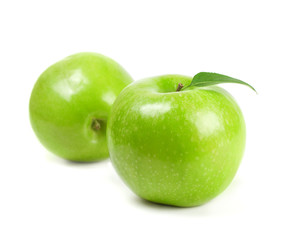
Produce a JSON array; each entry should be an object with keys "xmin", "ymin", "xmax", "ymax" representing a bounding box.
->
[
  {"xmin": 107, "ymin": 75, "xmax": 246, "ymax": 207},
  {"xmin": 30, "ymin": 52, "xmax": 133, "ymax": 162}
]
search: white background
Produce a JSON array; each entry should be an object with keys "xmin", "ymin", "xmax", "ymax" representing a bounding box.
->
[{"xmin": 1, "ymin": 0, "xmax": 290, "ymax": 239}]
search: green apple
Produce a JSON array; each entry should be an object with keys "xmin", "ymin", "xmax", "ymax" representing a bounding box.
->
[
  {"xmin": 30, "ymin": 52, "xmax": 133, "ymax": 162},
  {"xmin": 107, "ymin": 73, "xmax": 256, "ymax": 207}
]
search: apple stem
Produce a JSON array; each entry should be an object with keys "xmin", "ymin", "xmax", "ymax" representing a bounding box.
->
[
  {"xmin": 91, "ymin": 118, "xmax": 101, "ymax": 131},
  {"xmin": 176, "ymin": 83, "xmax": 184, "ymax": 92}
]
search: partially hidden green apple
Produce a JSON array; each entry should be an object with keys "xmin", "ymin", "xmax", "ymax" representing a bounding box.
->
[
  {"xmin": 30, "ymin": 52, "xmax": 133, "ymax": 162},
  {"xmin": 107, "ymin": 73, "xmax": 256, "ymax": 207}
]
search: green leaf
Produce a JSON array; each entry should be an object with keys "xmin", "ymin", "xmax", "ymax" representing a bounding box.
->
[{"xmin": 184, "ymin": 72, "xmax": 257, "ymax": 93}]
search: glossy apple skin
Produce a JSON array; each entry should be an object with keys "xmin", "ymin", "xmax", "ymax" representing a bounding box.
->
[
  {"xmin": 30, "ymin": 52, "xmax": 133, "ymax": 162},
  {"xmin": 107, "ymin": 75, "xmax": 246, "ymax": 207}
]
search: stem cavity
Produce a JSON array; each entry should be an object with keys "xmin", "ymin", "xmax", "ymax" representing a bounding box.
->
[{"xmin": 91, "ymin": 118, "xmax": 101, "ymax": 131}]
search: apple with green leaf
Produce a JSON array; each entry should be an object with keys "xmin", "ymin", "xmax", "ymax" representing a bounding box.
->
[
  {"xmin": 107, "ymin": 73, "xmax": 256, "ymax": 207},
  {"xmin": 29, "ymin": 52, "xmax": 133, "ymax": 162}
]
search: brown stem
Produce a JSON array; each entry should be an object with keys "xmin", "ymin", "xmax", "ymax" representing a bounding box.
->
[
  {"xmin": 91, "ymin": 118, "xmax": 101, "ymax": 131},
  {"xmin": 176, "ymin": 83, "xmax": 184, "ymax": 92}
]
